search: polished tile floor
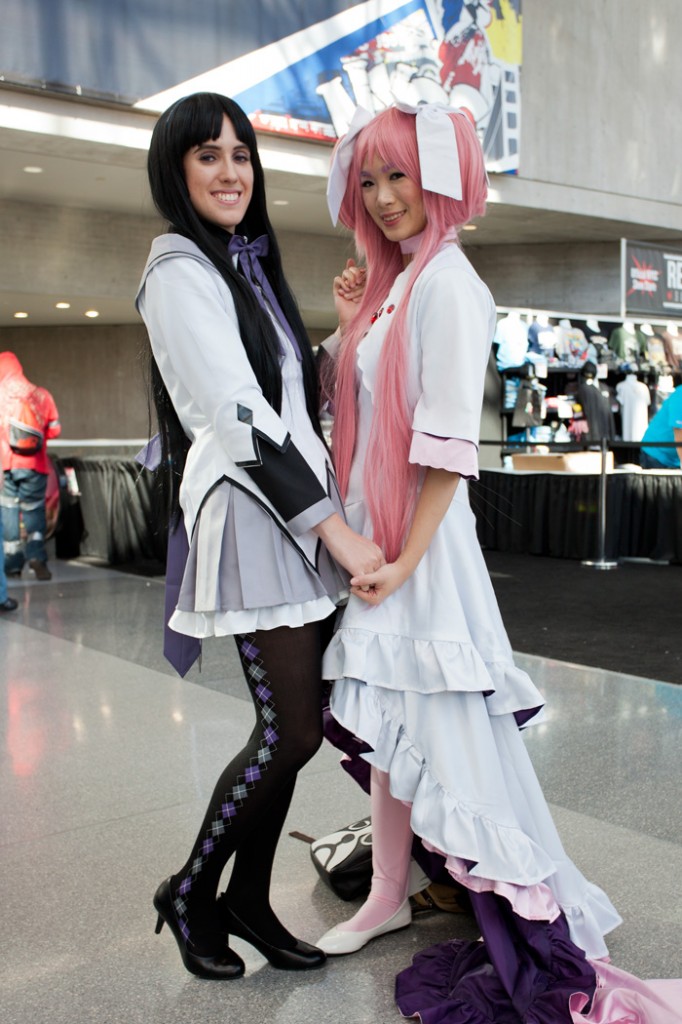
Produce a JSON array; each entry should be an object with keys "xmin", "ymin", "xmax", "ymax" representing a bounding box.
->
[{"xmin": 0, "ymin": 558, "xmax": 680, "ymax": 1024}]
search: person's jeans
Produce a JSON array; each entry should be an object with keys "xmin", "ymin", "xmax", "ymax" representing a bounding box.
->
[
  {"xmin": 640, "ymin": 450, "xmax": 665, "ymax": 469},
  {"xmin": 1, "ymin": 469, "xmax": 49, "ymax": 573},
  {"xmin": 640, "ymin": 449, "xmax": 678, "ymax": 469},
  {"xmin": 0, "ymin": 512, "xmax": 8, "ymax": 603}
]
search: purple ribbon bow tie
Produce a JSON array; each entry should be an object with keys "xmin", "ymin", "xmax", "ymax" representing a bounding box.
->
[{"xmin": 227, "ymin": 233, "xmax": 302, "ymax": 361}]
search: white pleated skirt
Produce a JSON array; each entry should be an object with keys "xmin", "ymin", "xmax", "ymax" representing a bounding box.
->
[{"xmin": 170, "ymin": 480, "xmax": 348, "ymax": 637}]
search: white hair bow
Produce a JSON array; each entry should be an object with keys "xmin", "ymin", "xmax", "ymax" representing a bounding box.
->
[
  {"xmin": 394, "ymin": 101, "xmax": 465, "ymax": 202},
  {"xmin": 326, "ymin": 106, "xmax": 374, "ymax": 226},
  {"xmin": 326, "ymin": 102, "xmax": 470, "ymax": 226}
]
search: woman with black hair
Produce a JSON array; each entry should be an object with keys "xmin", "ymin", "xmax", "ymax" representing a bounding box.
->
[{"xmin": 136, "ymin": 92, "xmax": 383, "ymax": 981}]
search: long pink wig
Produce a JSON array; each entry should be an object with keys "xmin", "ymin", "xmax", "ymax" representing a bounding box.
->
[{"xmin": 332, "ymin": 106, "xmax": 488, "ymax": 561}]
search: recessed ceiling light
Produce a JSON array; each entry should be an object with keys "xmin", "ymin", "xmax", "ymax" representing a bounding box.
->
[
  {"xmin": 13, "ymin": 311, "xmax": 29, "ymax": 319},
  {"xmin": 84, "ymin": 309, "xmax": 100, "ymax": 318},
  {"xmin": 55, "ymin": 301, "xmax": 71, "ymax": 309},
  {"xmin": 462, "ymin": 224, "xmax": 478, "ymax": 231},
  {"xmin": 23, "ymin": 166, "xmax": 43, "ymax": 174},
  {"xmin": 272, "ymin": 199, "xmax": 289, "ymax": 206}
]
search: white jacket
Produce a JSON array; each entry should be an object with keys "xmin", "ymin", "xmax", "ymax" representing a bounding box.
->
[{"xmin": 136, "ymin": 234, "xmax": 336, "ymax": 564}]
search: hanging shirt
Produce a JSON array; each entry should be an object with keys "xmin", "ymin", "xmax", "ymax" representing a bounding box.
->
[
  {"xmin": 615, "ymin": 376, "xmax": 650, "ymax": 442},
  {"xmin": 494, "ymin": 315, "xmax": 529, "ymax": 370}
]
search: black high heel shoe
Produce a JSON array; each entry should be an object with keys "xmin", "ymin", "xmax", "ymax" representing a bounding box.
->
[
  {"xmin": 153, "ymin": 878, "xmax": 245, "ymax": 980},
  {"xmin": 218, "ymin": 897, "xmax": 326, "ymax": 971}
]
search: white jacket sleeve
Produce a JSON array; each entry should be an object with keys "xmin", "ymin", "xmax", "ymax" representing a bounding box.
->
[{"xmin": 411, "ymin": 266, "xmax": 493, "ymax": 447}]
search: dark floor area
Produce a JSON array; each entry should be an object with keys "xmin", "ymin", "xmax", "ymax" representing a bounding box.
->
[
  {"xmin": 103, "ymin": 545, "xmax": 681, "ymax": 686},
  {"xmin": 483, "ymin": 549, "xmax": 681, "ymax": 685}
]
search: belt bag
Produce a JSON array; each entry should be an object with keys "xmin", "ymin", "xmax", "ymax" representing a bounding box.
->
[{"xmin": 9, "ymin": 416, "xmax": 44, "ymax": 456}]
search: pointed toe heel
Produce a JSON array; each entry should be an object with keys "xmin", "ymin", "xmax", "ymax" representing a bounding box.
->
[
  {"xmin": 220, "ymin": 901, "xmax": 326, "ymax": 971},
  {"xmin": 153, "ymin": 879, "xmax": 245, "ymax": 980}
]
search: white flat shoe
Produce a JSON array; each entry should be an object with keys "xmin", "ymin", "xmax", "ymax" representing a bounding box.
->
[{"xmin": 316, "ymin": 900, "xmax": 412, "ymax": 955}]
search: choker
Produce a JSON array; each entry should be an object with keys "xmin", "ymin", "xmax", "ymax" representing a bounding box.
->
[
  {"xmin": 399, "ymin": 230, "xmax": 426, "ymax": 255},
  {"xmin": 399, "ymin": 227, "xmax": 458, "ymax": 256}
]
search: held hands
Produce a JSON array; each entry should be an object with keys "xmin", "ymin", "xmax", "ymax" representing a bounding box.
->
[
  {"xmin": 351, "ymin": 469, "xmax": 460, "ymax": 605},
  {"xmin": 345, "ymin": 468, "xmax": 458, "ymax": 607},
  {"xmin": 333, "ymin": 259, "xmax": 367, "ymax": 329},
  {"xmin": 350, "ymin": 560, "xmax": 411, "ymax": 605},
  {"xmin": 315, "ymin": 513, "xmax": 385, "ymax": 580},
  {"xmin": 316, "ymin": 515, "xmax": 414, "ymax": 605}
]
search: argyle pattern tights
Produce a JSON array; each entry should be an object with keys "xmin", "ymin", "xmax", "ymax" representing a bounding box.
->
[{"xmin": 169, "ymin": 617, "xmax": 333, "ymax": 955}]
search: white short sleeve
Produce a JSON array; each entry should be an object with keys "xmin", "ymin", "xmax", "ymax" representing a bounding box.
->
[{"xmin": 410, "ymin": 264, "xmax": 495, "ymax": 446}]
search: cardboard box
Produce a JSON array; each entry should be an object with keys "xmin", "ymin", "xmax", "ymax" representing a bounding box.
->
[{"xmin": 511, "ymin": 451, "xmax": 614, "ymax": 473}]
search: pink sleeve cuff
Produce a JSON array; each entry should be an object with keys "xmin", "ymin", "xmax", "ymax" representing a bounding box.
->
[{"xmin": 408, "ymin": 432, "xmax": 479, "ymax": 479}]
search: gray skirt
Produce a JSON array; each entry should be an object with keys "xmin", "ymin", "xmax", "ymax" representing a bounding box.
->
[{"xmin": 171, "ymin": 480, "xmax": 348, "ymax": 637}]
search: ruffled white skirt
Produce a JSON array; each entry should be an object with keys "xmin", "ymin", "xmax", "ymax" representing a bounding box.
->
[{"xmin": 323, "ymin": 486, "xmax": 621, "ymax": 959}]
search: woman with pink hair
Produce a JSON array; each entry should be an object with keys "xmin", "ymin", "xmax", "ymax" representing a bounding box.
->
[{"xmin": 316, "ymin": 105, "xmax": 682, "ymax": 1023}]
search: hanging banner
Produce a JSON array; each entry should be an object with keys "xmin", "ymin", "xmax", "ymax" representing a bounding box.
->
[
  {"xmin": 138, "ymin": 0, "xmax": 523, "ymax": 173},
  {"xmin": 2, "ymin": 1, "xmax": 522, "ymax": 171},
  {"xmin": 622, "ymin": 239, "xmax": 682, "ymax": 317}
]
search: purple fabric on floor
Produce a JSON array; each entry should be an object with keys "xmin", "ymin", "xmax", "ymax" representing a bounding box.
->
[{"xmin": 396, "ymin": 893, "xmax": 596, "ymax": 1024}]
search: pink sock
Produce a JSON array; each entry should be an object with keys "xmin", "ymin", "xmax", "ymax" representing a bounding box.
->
[{"xmin": 339, "ymin": 767, "xmax": 413, "ymax": 934}]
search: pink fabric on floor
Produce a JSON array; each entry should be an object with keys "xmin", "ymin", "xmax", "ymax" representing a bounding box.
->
[
  {"xmin": 571, "ymin": 960, "xmax": 682, "ymax": 1023},
  {"xmin": 420, "ymin": 838, "xmax": 563, "ymax": 922}
]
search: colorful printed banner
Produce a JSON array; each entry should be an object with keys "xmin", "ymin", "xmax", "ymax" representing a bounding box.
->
[
  {"xmin": 2, "ymin": 1, "xmax": 523, "ymax": 171},
  {"xmin": 139, "ymin": 1, "xmax": 523, "ymax": 173}
]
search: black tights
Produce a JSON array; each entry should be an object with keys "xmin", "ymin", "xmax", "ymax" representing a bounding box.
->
[{"xmin": 171, "ymin": 616, "xmax": 333, "ymax": 948}]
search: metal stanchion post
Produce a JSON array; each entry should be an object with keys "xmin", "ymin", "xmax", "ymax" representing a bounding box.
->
[{"xmin": 582, "ymin": 436, "xmax": 618, "ymax": 570}]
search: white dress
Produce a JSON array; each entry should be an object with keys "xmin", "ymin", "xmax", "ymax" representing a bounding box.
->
[{"xmin": 322, "ymin": 243, "xmax": 621, "ymax": 960}]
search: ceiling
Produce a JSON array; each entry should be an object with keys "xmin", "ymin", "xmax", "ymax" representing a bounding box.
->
[{"xmin": 1, "ymin": 88, "xmax": 681, "ymax": 327}]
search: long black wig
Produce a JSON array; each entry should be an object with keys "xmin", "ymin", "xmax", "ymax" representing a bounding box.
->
[{"xmin": 145, "ymin": 91, "xmax": 322, "ymax": 521}]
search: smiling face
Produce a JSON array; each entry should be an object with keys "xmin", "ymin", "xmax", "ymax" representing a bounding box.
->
[
  {"xmin": 182, "ymin": 114, "xmax": 254, "ymax": 232},
  {"xmin": 359, "ymin": 153, "xmax": 427, "ymax": 243}
]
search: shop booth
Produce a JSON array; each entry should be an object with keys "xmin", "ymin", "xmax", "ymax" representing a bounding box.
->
[
  {"xmin": 474, "ymin": 296, "xmax": 682, "ymax": 563},
  {"xmin": 49, "ymin": 304, "xmax": 682, "ymax": 570}
]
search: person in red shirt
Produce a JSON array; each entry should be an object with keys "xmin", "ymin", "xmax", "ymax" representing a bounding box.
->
[{"xmin": 0, "ymin": 352, "xmax": 61, "ymax": 580}]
